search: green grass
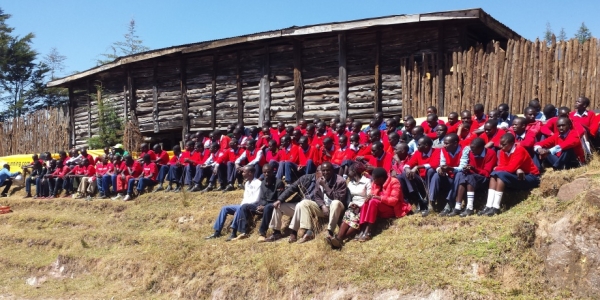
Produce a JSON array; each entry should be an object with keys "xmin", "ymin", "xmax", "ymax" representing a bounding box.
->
[{"xmin": 1, "ymin": 159, "xmax": 598, "ymax": 299}]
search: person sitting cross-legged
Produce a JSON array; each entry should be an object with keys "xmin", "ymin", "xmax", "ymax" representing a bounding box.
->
[
  {"xmin": 265, "ymin": 162, "xmax": 346, "ymax": 243},
  {"xmin": 205, "ymin": 165, "xmax": 263, "ymax": 241},
  {"xmin": 480, "ymin": 133, "xmax": 540, "ymax": 216},
  {"xmin": 354, "ymin": 167, "xmax": 411, "ymax": 242},
  {"xmin": 533, "ymin": 117, "xmax": 585, "ymax": 171}
]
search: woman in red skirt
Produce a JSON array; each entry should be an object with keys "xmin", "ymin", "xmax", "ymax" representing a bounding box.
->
[{"xmin": 357, "ymin": 167, "xmax": 411, "ymax": 242}]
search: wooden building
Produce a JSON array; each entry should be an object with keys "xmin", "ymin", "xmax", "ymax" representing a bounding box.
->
[{"xmin": 48, "ymin": 8, "xmax": 519, "ymax": 148}]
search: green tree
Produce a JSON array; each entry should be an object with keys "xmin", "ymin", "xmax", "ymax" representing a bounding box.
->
[
  {"xmin": 558, "ymin": 28, "xmax": 567, "ymax": 42},
  {"xmin": 87, "ymin": 85, "xmax": 123, "ymax": 149},
  {"xmin": 544, "ymin": 22, "xmax": 554, "ymax": 46},
  {"xmin": 574, "ymin": 22, "xmax": 592, "ymax": 44},
  {"xmin": 97, "ymin": 18, "xmax": 149, "ymax": 65},
  {"xmin": 40, "ymin": 47, "xmax": 69, "ymax": 108}
]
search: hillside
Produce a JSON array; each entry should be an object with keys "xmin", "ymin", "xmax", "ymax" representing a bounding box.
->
[{"xmin": 1, "ymin": 160, "xmax": 600, "ymax": 299}]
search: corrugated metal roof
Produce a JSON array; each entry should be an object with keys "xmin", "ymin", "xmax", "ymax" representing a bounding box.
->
[{"xmin": 48, "ymin": 8, "xmax": 520, "ymax": 87}]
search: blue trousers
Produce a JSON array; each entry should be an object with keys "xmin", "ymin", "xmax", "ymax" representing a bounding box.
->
[
  {"xmin": 102, "ymin": 175, "xmax": 114, "ymax": 195},
  {"xmin": 533, "ymin": 148, "xmax": 580, "ymax": 170},
  {"xmin": 259, "ymin": 203, "xmax": 274, "ymax": 235},
  {"xmin": 205, "ymin": 164, "xmax": 227, "ymax": 186},
  {"xmin": 279, "ymin": 159, "xmax": 317, "ymax": 183},
  {"xmin": 397, "ymin": 168, "xmax": 435, "ymax": 210},
  {"xmin": 213, "ymin": 205, "xmax": 240, "ymax": 232},
  {"xmin": 38, "ymin": 179, "xmax": 49, "ymax": 197},
  {"xmin": 25, "ymin": 176, "xmax": 39, "ymax": 194},
  {"xmin": 96, "ymin": 177, "xmax": 104, "ymax": 195},
  {"xmin": 226, "ymin": 162, "xmax": 243, "ymax": 185},
  {"xmin": 168, "ymin": 165, "xmax": 183, "ymax": 184},
  {"xmin": 447, "ymin": 172, "xmax": 488, "ymax": 207},
  {"xmin": 127, "ymin": 178, "xmax": 138, "ymax": 195},
  {"xmin": 49, "ymin": 178, "xmax": 64, "ymax": 195},
  {"xmin": 237, "ymin": 203, "xmax": 260, "ymax": 233},
  {"xmin": 157, "ymin": 165, "xmax": 170, "ymax": 184},
  {"xmin": 193, "ymin": 166, "xmax": 212, "ymax": 184},
  {"xmin": 137, "ymin": 178, "xmax": 157, "ymax": 193},
  {"xmin": 428, "ymin": 173, "xmax": 454, "ymax": 203},
  {"xmin": 184, "ymin": 165, "xmax": 196, "ymax": 185}
]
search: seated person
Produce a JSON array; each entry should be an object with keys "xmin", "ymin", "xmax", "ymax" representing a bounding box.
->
[
  {"xmin": 480, "ymin": 120, "xmax": 505, "ymax": 150},
  {"xmin": 446, "ymin": 112, "xmax": 461, "ymax": 134},
  {"xmin": 95, "ymin": 155, "xmax": 112, "ymax": 198},
  {"xmin": 385, "ymin": 132, "xmax": 401, "ymax": 154},
  {"xmin": 152, "ymin": 144, "xmax": 170, "ymax": 172},
  {"xmin": 429, "ymin": 134, "xmax": 468, "ymax": 216},
  {"xmin": 0, "ymin": 164, "xmax": 22, "ymax": 197},
  {"xmin": 422, "ymin": 114, "xmax": 443, "ymax": 139},
  {"xmin": 471, "ymin": 104, "xmax": 488, "ymax": 133},
  {"xmin": 234, "ymin": 138, "xmax": 266, "ymax": 180},
  {"xmin": 101, "ymin": 154, "xmax": 120, "ymax": 198},
  {"xmin": 198, "ymin": 143, "xmax": 229, "ymax": 192},
  {"xmin": 398, "ymin": 136, "xmax": 441, "ymax": 217},
  {"xmin": 24, "ymin": 160, "xmax": 45, "ymax": 198},
  {"xmin": 569, "ymin": 96, "xmax": 595, "ymax": 130},
  {"xmin": 480, "ymin": 133, "xmax": 540, "ymax": 216},
  {"xmin": 447, "ymin": 137, "xmax": 497, "ymax": 217},
  {"xmin": 45, "ymin": 160, "xmax": 70, "ymax": 198},
  {"xmin": 407, "ymin": 126, "xmax": 425, "ymax": 154},
  {"xmin": 510, "ymin": 117, "xmax": 537, "ymax": 152},
  {"xmin": 497, "ymin": 103, "xmax": 517, "ymax": 130},
  {"xmin": 362, "ymin": 142, "xmax": 393, "ymax": 172},
  {"xmin": 112, "ymin": 155, "xmax": 142, "ymax": 200},
  {"xmin": 390, "ymin": 143, "xmax": 411, "ymax": 177},
  {"xmin": 534, "ymin": 117, "xmax": 585, "ymax": 170},
  {"xmin": 355, "ymin": 167, "xmax": 410, "ymax": 242},
  {"xmin": 265, "ymin": 162, "xmax": 346, "ymax": 244},
  {"xmin": 432, "ymin": 124, "xmax": 448, "ymax": 149},
  {"xmin": 123, "ymin": 154, "xmax": 158, "ymax": 201},
  {"xmin": 137, "ymin": 143, "xmax": 156, "ymax": 163},
  {"xmin": 74, "ymin": 159, "xmax": 96, "ymax": 199},
  {"xmin": 290, "ymin": 136, "xmax": 318, "ymax": 178},
  {"xmin": 400, "ymin": 118, "xmax": 416, "ymax": 144},
  {"xmin": 223, "ymin": 140, "xmax": 246, "ymax": 192},
  {"xmin": 205, "ymin": 165, "xmax": 264, "ymax": 240},
  {"xmin": 275, "ymin": 136, "xmax": 299, "ymax": 183},
  {"xmin": 329, "ymin": 162, "xmax": 371, "ymax": 249},
  {"xmin": 153, "ymin": 145, "xmax": 182, "ymax": 192},
  {"xmin": 37, "ymin": 159, "xmax": 55, "ymax": 198},
  {"xmin": 331, "ymin": 135, "xmax": 354, "ymax": 178},
  {"xmin": 181, "ymin": 141, "xmax": 202, "ymax": 190}
]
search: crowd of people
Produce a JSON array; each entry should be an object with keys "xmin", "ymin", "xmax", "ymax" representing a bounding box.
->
[{"xmin": 1, "ymin": 96, "xmax": 597, "ymax": 249}]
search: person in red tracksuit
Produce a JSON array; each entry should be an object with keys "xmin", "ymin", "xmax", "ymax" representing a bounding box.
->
[
  {"xmin": 125, "ymin": 154, "xmax": 158, "ymax": 201},
  {"xmin": 224, "ymin": 140, "xmax": 247, "ymax": 191},
  {"xmin": 332, "ymin": 122, "xmax": 347, "ymax": 146},
  {"xmin": 137, "ymin": 143, "xmax": 157, "ymax": 163},
  {"xmin": 428, "ymin": 134, "xmax": 468, "ymax": 217},
  {"xmin": 212, "ymin": 130, "xmax": 231, "ymax": 150},
  {"xmin": 113, "ymin": 155, "xmax": 143, "ymax": 200},
  {"xmin": 356, "ymin": 129, "xmax": 381, "ymax": 158},
  {"xmin": 480, "ymin": 120, "xmax": 506, "ymax": 150},
  {"xmin": 256, "ymin": 126, "xmax": 274, "ymax": 150},
  {"xmin": 153, "ymin": 145, "xmax": 182, "ymax": 192},
  {"xmin": 200, "ymin": 143, "xmax": 230, "ymax": 192},
  {"xmin": 569, "ymin": 96, "xmax": 595, "ymax": 130},
  {"xmin": 294, "ymin": 136, "xmax": 318, "ymax": 177},
  {"xmin": 480, "ymin": 133, "xmax": 540, "ymax": 216},
  {"xmin": 398, "ymin": 136, "xmax": 441, "ymax": 217},
  {"xmin": 534, "ymin": 117, "xmax": 585, "ymax": 170},
  {"xmin": 350, "ymin": 120, "xmax": 369, "ymax": 144},
  {"xmin": 182, "ymin": 141, "xmax": 202, "ymax": 189},
  {"xmin": 448, "ymin": 137, "xmax": 497, "ymax": 217}
]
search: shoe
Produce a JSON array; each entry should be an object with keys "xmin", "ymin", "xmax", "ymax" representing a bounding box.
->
[
  {"xmin": 257, "ymin": 235, "xmax": 267, "ymax": 243},
  {"xmin": 63, "ymin": 193, "xmax": 71, "ymax": 198},
  {"xmin": 217, "ymin": 185, "xmax": 227, "ymax": 191},
  {"xmin": 226, "ymin": 233, "xmax": 237, "ymax": 242},
  {"xmin": 186, "ymin": 185, "xmax": 194, "ymax": 192},
  {"xmin": 439, "ymin": 208, "xmax": 451, "ymax": 217},
  {"xmin": 205, "ymin": 232, "xmax": 221, "ymax": 239},
  {"xmin": 231, "ymin": 233, "xmax": 249, "ymax": 241},
  {"xmin": 354, "ymin": 231, "xmax": 364, "ymax": 241},
  {"xmin": 359, "ymin": 233, "xmax": 372, "ymax": 242},
  {"xmin": 330, "ymin": 236, "xmax": 343, "ymax": 249},
  {"xmin": 189, "ymin": 184, "xmax": 202, "ymax": 192},
  {"xmin": 460, "ymin": 209, "xmax": 474, "ymax": 217},
  {"xmin": 164, "ymin": 185, "xmax": 172, "ymax": 192},
  {"xmin": 288, "ymin": 232, "xmax": 298, "ymax": 243},
  {"xmin": 48, "ymin": 195, "xmax": 55, "ymax": 199},
  {"xmin": 297, "ymin": 231, "xmax": 314, "ymax": 244},
  {"xmin": 264, "ymin": 233, "xmax": 282, "ymax": 242},
  {"xmin": 477, "ymin": 207, "xmax": 491, "ymax": 216},
  {"xmin": 484, "ymin": 208, "xmax": 501, "ymax": 216},
  {"xmin": 421, "ymin": 210, "xmax": 430, "ymax": 217},
  {"xmin": 447, "ymin": 209, "xmax": 462, "ymax": 217},
  {"xmin": 236, "ymin": 184, "xmax": 244, "ymax": 190},
  {"xmin": 323, "ymin": 235, "xmax": 333, "ymax": 247},
  {"xmin": 100, "ymin": 195, "xmax": 109, "ymax": 199},
  {"xmin": 153, "ymin": 185, "xmax": 164, "ymax": 193},
  {"xmin": 173, "ymin": 186, "xmax": 181, "ymax": 193},
  {"xmin": 111, "ymin": 194, "xmax": 123, "ymax": 201},
  {"xmin": 223, "ymin": 184, "xmax": 234, "ymax": 192},
  {"xmin": 85, "ymin": 196, "xmax": 92, "ymax": 201},
  {"xmin": 0, "ymin": 193, "xmax": 7, "ymax": 198},
  {"xmin": 201, "ymin": 185, "xmax": 214, "ymax": 193},
  {"xmin": 24, "ymin": 193, "xmax": 32, "ymax": 198},
  {"xmin": 123, "ymin": 194, "xmax": 132, "ymax": 201}
]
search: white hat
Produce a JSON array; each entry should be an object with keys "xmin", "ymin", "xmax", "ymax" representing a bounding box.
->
[{"xmin": 14, "ymin": 174, "xmax": 22, "ymax": 181}]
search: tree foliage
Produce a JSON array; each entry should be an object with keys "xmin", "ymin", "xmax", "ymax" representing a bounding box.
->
[
  {"xmin": 87, "ymin": 85, "xmax": 123, "ymax": 149},
  {"xmin": 40, "ymin": 47, "xmax": 69, "ymax": 109},
  {"xmin": 574, "ymin": 22, "xmax": 592, "ymax": 44},
  {"xmin": 97, "ymin": 19, "xmax": 149, "ymax": 65}
]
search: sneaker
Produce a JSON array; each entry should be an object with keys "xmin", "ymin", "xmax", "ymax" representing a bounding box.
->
[
  {"xmin": 173, "ymin": 186, "xmax": 181, "ymax": 193},
  {"xmin": 236, "ymin": 184, "xmax": 244, "ymax": 190},
  {"xmin": 85, "ymin": 196, "xmax": 92, "ymax": 201},
  {"xmin": 1, "ymin": 193, "xmax": 8, "ymax": 198},
  {"xmin": 111, "ymin": 194, "xmax": 123, "ymax": 201},
  {"xmin": 484, "ymin": 208, "xmax": 501, "ymax": 216},
  {"xmin": 420, "ymin": 210, "xmax": 430, "ymax": 217},
  {"xmin": 438, "ymin": 208, "xmax": 451, "ymax": 217},
  {"xmin": 447, "ymin": 209, "xmax": 462, "ymax": 217},
  {"xmin": 123, "ymin": 194, "xmax": 132, "ymax": 201},
  {"xmin": 201, "ymin": 185, "xmax": 214, "ymax": 193},
  {"xmin": 459, "ymin": 209, "xmax": 474, "ymax": 217},
  {"xmin": 226, "ymin": 233, "xmax": 237, "ymax": 242},
  {"xmin": 190, "ymin": 184, "xmax": 203, "ymax": 192},
  {"xmin": 164, "ymin": 185, "xmax": 172, "ymax": 192},
  {"xmin": 153, "ymin": 185, "xmax": 164, "ymax": 193},
  {"xmin": 24, "ymin": 193, "xmax": 32, "ymax": 198},
  {"xmin": 477, "ymin": 207, "xmax": 491, "ymax": 216},
  {"xmin": 223, "ymin": 184, "xmax": 234, "ymax": 192}
]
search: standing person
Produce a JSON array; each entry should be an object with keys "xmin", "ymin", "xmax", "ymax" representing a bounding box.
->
[
  {"xmin": 355, "ymin": 167, "xmax": 410, "ymax": 242},
  {"xmin": 0, "ymin": 164, "xmax": 21, "ymax": 197},
  {"xmin": 205, "ymin": 165, "xmax": 263, "ymax": 241},
  {"xmin": 446, "ymin": 138, "xmax": 497, "ymax": 217},
  {"xmin": 479, "ymin": 134, "xmax": 540, "ymax": 216},
  {"xmin": 328, "ymin": 162, "xmax": 371, "ymax": 249}
]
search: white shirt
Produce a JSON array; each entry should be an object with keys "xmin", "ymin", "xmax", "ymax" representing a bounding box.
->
[
  {"xmin": 240, "ymin": 178, "xmax": 263, "ymax": 205},
  {"xmin": 347, "ymin": 176, "xmax": 372, "ymax": 207}
]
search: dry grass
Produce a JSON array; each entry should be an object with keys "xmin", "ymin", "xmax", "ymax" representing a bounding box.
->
[{"xmin": 2, "ymin": 158, "xmax": 600, "ymax": 299}]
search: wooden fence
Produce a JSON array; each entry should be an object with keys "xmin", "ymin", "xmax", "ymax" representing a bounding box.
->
[
  {"xmin": 402, "ymin": 37, "xmax": 600, "ymax": 117},
  {"xmin": 0, "ymin": 107, "xmax": 70, "ymax": 156}
]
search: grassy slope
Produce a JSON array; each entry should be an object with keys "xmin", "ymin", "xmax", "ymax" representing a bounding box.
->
[{"xmin": 2, "ymin": 160, "xmax": 599, "ymax": 299}]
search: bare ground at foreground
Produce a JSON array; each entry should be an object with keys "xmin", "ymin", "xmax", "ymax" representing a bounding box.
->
[{"xmin": 1, "ymin": 159, "xmax": 600, "ymax": 299}]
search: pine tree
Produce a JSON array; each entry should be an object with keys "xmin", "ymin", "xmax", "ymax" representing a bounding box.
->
[
  {"xmin": 40, "ymin": 47, "xmax": 68, "ymax": 109},
  {"xmin": 544, "ymin": 22, "xmax": 554, "ymax": 46},
  {"xmin": 574, "ymin": 22, "xmax": 592, "ymax": 44},
  {"xmin": 558, "ymin": 28, "xmax": 567, "ymax": 42},
  {"xmin": 97, "ymin": 19, "xmax": 149, "ymax": 65}
]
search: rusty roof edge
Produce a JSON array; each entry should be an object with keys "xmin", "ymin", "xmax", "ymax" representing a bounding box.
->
[{"xmin": 48, "ymin": 8, "xmax": 519, "ymax": 88}]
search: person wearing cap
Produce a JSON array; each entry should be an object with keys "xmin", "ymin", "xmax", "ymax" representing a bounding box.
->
[
  {"xmin": 0, "ymin": 164, "xmax": 22, "ymax": 197},
  {"xmin": 111, "ymin": 144, "xmax": 130, "ymax": 157}
]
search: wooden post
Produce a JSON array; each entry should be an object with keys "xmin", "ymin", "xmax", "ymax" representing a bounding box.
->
[
  {"xmin": 236, "ymin": 51, "xmax": 244, "ymax": 124},
  {"xmin": 152, "ymin": 61, "xmax": 159, "ymax": 133},
  {"xmin": 293, "ymin": 40, "xmax": 304, "ymax": 124},
  {"xmin": 180, "ymin": 58, "xmax": 189, "ymax": 138},
  {"xmin": 127, "ymin": 67, "xmax": 137, "ymax": 124},
  {"xmin": 211, "ymin": 55, "xmax": 218, "ymax": 129},
  {"xmin": 437, "ymin": 26, "xmax": 446, "ymax": 116},
  {"xmin": 259, "ymin": 45, "xmax": 271, "ymax": 126},
  {"xmin": 68, "ymin": 86, "xmax": 75, "ymax": 148},
  {"xmin": 374, "ymin": 31, "xmax": 382, "ymax": 113},
  {"xmin": 338, "ymin": 33, "xmax": 348, "ymax": 121},
  {"xmin": 87, "ymin": 80, "xmax": 92, "ymax": 140}
]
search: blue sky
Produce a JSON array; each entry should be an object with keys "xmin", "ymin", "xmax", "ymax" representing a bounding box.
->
[{"xmin": 2, "ymin": 0, "xmax": 598, "ymax": 78}]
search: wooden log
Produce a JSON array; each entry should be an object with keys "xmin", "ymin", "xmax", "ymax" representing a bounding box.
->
[
  {"xmin": 181, "ymin": 58, "xmax": 189, "ymax": 138},
  {"xmin": 338, "ymin": 33, "xmax": 348, "ymax": 121},
  {"xmin": 437, "ymin": 26, "xmax": 445, "ymax": 116},
  {"xmin": 87, "ymin": 80, "xmax": 92, "ymax": 140},
  {"xmin": 128, "ymin": 67, "xmax": 136, "ymax": 124},
  {"xmin": 152, "ymin": 61, "xmax": 159, "ymax": 133},
  {"xmin": 294, "ymin": 40, "xmax": 304, "ymax": 124},
  {"xmin": 211, "ymin": 55, "xmax": 218, "ymax": 129},
  {"xmin": 259, "ymin": 45, "xmax": 271, "ymax": 126},
  {"xmin": 236, "ymin": 51, "xmax": 244, "ymax": 124},
  {"xmin": 68, "ymin": 86, "xmax": 75, "ymax": 148}
]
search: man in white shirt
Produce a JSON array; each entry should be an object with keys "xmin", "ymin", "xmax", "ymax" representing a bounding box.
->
[{"xmin": 205, "ymin": 165, "xmax": 262, "ymax": 241}]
